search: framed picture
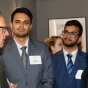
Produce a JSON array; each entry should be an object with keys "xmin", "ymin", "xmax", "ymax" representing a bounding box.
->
[{"xmin": 49, "ymin": 17, "xmax": 86, "ymax": 52}]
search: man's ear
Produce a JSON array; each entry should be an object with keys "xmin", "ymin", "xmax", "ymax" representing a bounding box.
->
[
  {"xmin": 51, "ymin": 46, "xmax": 55, "ymax": 52},
  {"xmin": 30, "ymin": 24, "xmax": 32, "ymax": 31},
  {"xmin": 77, "ymin": 36, "xmax": 82, "ymax": 43}
]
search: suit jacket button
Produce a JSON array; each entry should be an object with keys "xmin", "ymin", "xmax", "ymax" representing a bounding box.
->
[{"xmin": 26, "ymin": 82, "xmax": 28, "ymax": 85}]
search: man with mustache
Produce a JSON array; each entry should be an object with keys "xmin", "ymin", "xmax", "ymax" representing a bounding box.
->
[
  {"xmin": 1, "ymin": 7, "xmax": 53, "ymax": 88},
  {"xmin": 52, "ymin": 20, "xmax": 86, "ymax": 88}
]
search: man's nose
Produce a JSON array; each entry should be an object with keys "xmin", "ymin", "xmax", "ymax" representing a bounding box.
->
[
  {"xmin": 67, "ymin": 33, "xmax": 71, "ymax": 37},
  {"xmin": 5, "ymin": 30, "xmax": 9, "ymax": 36},
  {"xmin": 20, "ymin": 23, "xmax": 24, "ymax": 27}
]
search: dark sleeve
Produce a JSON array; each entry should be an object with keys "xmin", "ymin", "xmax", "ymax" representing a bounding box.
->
[
  {"xmin": 81, "ymin": 63, "xmax": 88, "ymax": 88},
  {"xmin": 86, "ymin": 53, "xmax": 88, "ymax": 64},
  {"xmin": 53, "ymin": 79, "xmax": 56, "ymax": 88},
  {"xmin": 0, "ymin": 59, "xmax": 9, "ymax": 88}
]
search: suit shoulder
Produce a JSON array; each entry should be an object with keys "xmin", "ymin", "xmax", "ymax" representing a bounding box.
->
[
  {"xmin": 30, "ymin": 39, "xmax": 47, "ymax": 47},
  {"xmin": 78, "ymin": 50, "xmax": 86, "ymax": 56},
  {"xmin": 52, "ymin": 50, "xmax": 62, "ymax": 56},
  {"xmin": 51, "ymin": 50, "xmax": 62, "ymax": 59}
]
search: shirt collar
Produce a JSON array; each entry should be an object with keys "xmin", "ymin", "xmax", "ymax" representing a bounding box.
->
[
  {"xmin": 13, "ymin": 38, "xmax": 29, "ymax": 54},
  {"xmin": 63, "ymin": 48, "xmax": 78, "ymax": 58},
  {"xmin": 14, "ymin": 38, "xmax": 29, "ymax": 48}
]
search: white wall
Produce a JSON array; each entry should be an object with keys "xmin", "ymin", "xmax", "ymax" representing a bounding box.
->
[{"xmin": 36, "ymin": 0, "xmax": 88, "ymax": 40}]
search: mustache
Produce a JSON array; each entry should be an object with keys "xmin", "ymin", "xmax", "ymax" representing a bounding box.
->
[{"xmin": 63, "ymin": 37, "xmax": 72, "ymax": 41}]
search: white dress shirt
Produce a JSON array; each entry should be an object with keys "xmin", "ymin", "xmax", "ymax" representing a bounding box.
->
[
  {"xmin": 13, "ymin": 38, "xmax": 29, "ymax": 56},
  {"xmin": 63, "ymin": 48, "xmax": 78, "ymax": 66}
]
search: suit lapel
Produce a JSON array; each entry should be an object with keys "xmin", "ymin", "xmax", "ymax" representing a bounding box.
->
[
  {"xmin": 28, "ymin": 38, "xmax": 35, "ymax": 56},
  {"xmin": 62, "ymin": 51, "xmax": 70, "ymax": 81},
  {"xmin": 27, "ymin": 38, "xmax": 35, "ymax": 75},
  {"xmin": 9, "ymin": 39, "xmax": 25, "ymax": 73},
  {"xmin": 69, "ymin": 50, "xmax": 84, "ymax": 82},
  {"xmin": 58, "ymin": 50, "xmax": 69, "ymax": 80},
  {"xmin": 10, "ymin": 38, "xmax": 36, "ymax": 76},
  {"xmin": 60, "ymin": 50, "xmax": 68, "ymax": 73}
]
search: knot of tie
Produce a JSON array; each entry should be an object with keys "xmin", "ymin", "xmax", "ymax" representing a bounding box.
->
[
  {"xmin": 67, "ymin": 54, "xmax": 73, "ymax": 62},
  {"xmin": 67, "ymin": 54, "xmax": 72, "ymax": 58},
  {"xmin": 21, "ymin": 46, "xmax": 26, "ymax": 52}
]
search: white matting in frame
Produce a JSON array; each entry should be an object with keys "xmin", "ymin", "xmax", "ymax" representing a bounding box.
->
[{"xmin": 49, "ymin": 17, "xmax": 86, "ymax": 52}]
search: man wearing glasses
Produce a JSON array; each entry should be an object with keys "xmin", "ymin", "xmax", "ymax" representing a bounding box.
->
[
  {"xmin": 0, "ymin": 11, "xmax": 9, "ymax": 88},
  {"xmin": 0, "ymin": 12, "xmax": 17, "ymax": 88},
  {"xmin": 51, "ymin": 20, "xmax": 86, "ymax": 88}
]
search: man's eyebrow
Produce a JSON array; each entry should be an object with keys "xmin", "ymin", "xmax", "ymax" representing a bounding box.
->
[
  {"xmin": 15, "ymin": 20, "xmax": 20, "ymax": 21},
  {"xmin": 64, "ymin": 30, "xmax": 77, "ymax": 33},
  {"xmin": 15, "ymin": 20, "xmax": 30, "ymax": 22},
  {"xmin": 24, "ymin": 20, "xmax": 30, "ymax": 22}
]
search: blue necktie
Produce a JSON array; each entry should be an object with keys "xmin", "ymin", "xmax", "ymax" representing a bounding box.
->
[{"xmin": 67, "ymin": 54, "xmax": 73, "ymax": 78}]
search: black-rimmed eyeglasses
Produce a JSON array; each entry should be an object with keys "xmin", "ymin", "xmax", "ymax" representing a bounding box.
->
[
  {"xmin": 62, "ymin": 30, "xmax": 79, "ymax": 38},
  {"xmin": 0, "ymin": 26, "xmax": 8, "ymax": 33}
]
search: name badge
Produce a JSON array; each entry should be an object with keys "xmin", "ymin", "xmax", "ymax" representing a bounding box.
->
[
  {"xmin": 75, "ymin": 70, "xmax": 83, "ymax": 79},
  {"xmin": 29, "ymin": 56, "xmax": 42, "ymax": 64}
]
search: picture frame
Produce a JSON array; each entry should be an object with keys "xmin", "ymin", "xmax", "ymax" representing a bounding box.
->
[{"xmin": 49, "ymin": 17, "xmax": 86, "ymax": 52}]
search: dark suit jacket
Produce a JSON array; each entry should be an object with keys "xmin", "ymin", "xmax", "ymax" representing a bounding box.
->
[
  {"xmin": 51, "ymin": 49, "xmax": 86, "ymax": 88},
  {"xmin": 81, "ymin": 53, "xmax": 88, "ymax": 88},
  {"xmin": 2, "ymin": 38, "xmax": 54, "ymax": 88},
  {"xmin": 81, "ymin": 64, "xmax": 88, "ymax": 88},
  {"xmin": 0, "ymin": 56, "xmax": 9, "ymax": 88}
]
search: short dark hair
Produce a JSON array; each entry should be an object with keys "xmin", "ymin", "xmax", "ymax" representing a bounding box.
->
[
  {"xmin": 64, "ymin": 20, "xmax": 83, "ymax": 36},
  {"xmin": 11, "ymin": 7, "xmax": 33, "ymax": 24}
]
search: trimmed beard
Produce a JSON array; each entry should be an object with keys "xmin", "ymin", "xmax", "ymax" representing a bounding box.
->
[
  {"xmin": 63, "ymin": 41, "xmax": 77, "ymax": 47},
  {"xmin": 13, "ymin": 32, "xmax": 29, "ymax": 38},
  {"xmin": 63, "ymin": 38, "xmax": 79, "ymax": 47}
]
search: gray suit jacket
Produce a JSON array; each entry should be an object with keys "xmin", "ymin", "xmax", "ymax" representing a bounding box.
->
[{"xmin": 2, "ymin": 38, "xmax": 54, "ymax": 88}]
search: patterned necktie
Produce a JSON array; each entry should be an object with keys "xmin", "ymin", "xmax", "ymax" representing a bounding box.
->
[
  {"xmin": 21, "ymin": 46, "xmax": 27, "ymax": 72},
  {"xmin": 67, "ymin": 54, "xmax": 73, "ymax": 78}
]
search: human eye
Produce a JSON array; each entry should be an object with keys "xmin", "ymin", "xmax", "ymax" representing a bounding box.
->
[
  {"xmin": 71, "ymin": 32, "xmax": 77, "ymax": 36},
  {"xmin": 58, "ymin": 43, "xmax": 62, "ymax": 46},
  {"xmin": 15, "ymin": 20, "xmax": 20, "ymax": 24},
  {"xmin": 24, "ymin": 21, "xmax": 30, "ymax": 25},
  {"xmin": 64, "ymin": 30, "xmax": 68, "ymax": 34}
]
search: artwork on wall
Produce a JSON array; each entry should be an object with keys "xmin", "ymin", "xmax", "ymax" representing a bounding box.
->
[{"xmin": 49, "ymin": 17, "xmax": 86, "ymax": 52}]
